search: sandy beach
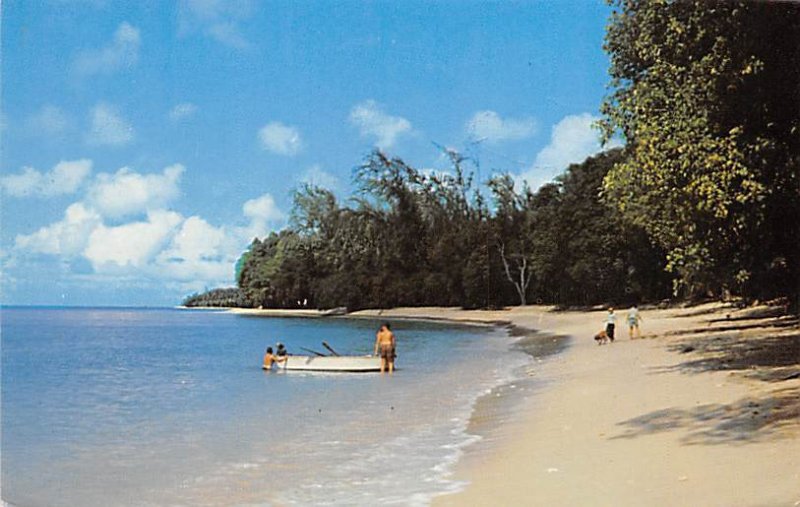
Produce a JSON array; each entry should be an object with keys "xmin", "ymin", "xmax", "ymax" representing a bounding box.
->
[
  {"xmin": 349, "ymin": 304, "xmax": 800, "ymax": 506},
  {"xmin": 226, "ymin": 307, "xmax": 330, "ymax": 318}
]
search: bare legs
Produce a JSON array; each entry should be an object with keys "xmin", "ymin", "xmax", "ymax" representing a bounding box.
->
[{"xmin": 379, "ymin": 358, "xmax": 394, "ymax": 374}]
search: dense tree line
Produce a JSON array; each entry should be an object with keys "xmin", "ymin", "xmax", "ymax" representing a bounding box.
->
[
  {"xmin": 183, "ymin": 288, "xmax": 251, "ymax": 308},
  {"xmin": 186, "ymin": 149, "xmax": 670, "ymax": 309}
]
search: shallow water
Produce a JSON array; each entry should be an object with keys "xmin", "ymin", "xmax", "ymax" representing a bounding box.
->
[{"xmin": 1, "ymin": 308, "xmax": 532, "ymax": 506}]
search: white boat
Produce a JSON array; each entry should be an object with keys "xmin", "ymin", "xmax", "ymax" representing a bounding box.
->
[
  {"xmin": 270, "ymin": 355, "xmax": 383, "ymax": 372},
  {"xmin": 320, "ymin": 306, "xmax": 348, "ymax": 317}
]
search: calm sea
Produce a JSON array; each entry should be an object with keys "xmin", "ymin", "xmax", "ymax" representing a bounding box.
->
[{"xmin": 1, "ymin": 307, "xmax": 531, "ymax": 506}]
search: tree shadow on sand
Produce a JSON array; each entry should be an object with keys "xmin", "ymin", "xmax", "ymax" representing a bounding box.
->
[
  {"xmin": 664, "ymin": 331, "xmax": 800, "ymax": 382},
  {"xmin": 660, "ymin": 316, "xmax": 799, "ymax": 339},
  {"xmin": 611, "ymin": 385, "xmax": 800, "ymax": 445},
  {"xmin": 614, "ymin": 307, "xmax": 800, "ymax": 445}
]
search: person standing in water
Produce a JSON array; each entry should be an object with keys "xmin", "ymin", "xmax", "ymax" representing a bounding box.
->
[
  {"xmin": 605, "ymin": 307, "xmax": 617, "ymax": 342},
  {"xmin": 627, "ymin": 304, "xmax": 643, "ymax": 339},
  {"xmin": 374, "ymin": 323, "xmax": 396, "ymax": 374}
]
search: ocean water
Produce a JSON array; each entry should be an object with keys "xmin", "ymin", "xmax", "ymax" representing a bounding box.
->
[{"xmin": 1, "ymin": 307, "xmax": 533, "ymax": 506}]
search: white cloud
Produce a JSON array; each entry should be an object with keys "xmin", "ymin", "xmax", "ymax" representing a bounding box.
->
[
  {"xmin": 169, "ymin": 102, "xmax": 198, "ymax": 122},
  {"xmin": 86, "ymin": 103, "xmax": 134, "ymax": 146},
  {"xmin": 1, "ymin": 160, "xmax": 93, "ymax": 198},
  {"xmin": 26, "ymin": 105, "xmax": 71, "ymax": 137},
  {"xmin": 239, "ymin": 193, "xmax": 285, "ymax": 241},
  {"xmin": 2, "ymin": 168, "xmax": 54, "ymax": 198},
  {"xmin": 73, "ymin": 22, "xmax": 141, "ymax": 76},
  {"xmin": 151, "ymin": 196, "xmax": 284, "ymax": 285},
  {"xmin": 299, "ymin": 165, "xmax": 340, "ymax": 191},
  {"xmin": 15, "ymin": 203, "xmax": 102, "ymax": 256},
  {"xmin": 161, "ymin": 216, "xmax": 231, "ymax": 263},
  {"xmin": 87, "ymin": 164, "xmax": 185, "ymax": 218},
  {"xmin": 349, "ymin": 100, "xmax": 412, "ymax": 149},
  {"xmin": 257, "ymin": 122, "xmax": 302, "ymax": 156},
  {"xmin": 242, "ymin": 192, "xmax": 285, "ymax": 239},
  {"xmin": 242, "ymin": 193, "xmax": 284, "ymax": 223},
  {"xmin": 13, "ymin": 166, "xmax": 285, "ymax": 289},
  {"xmin": 85, "ymin": 210, "xmax": 183, "ymax": 269},
  {"xmin": 154, "ymin": 216, "xmax": 240, "ymax": 282},
  {"xmin": 519, "ymin": 113, "xmax": 622, "ymax": 189},
  {"xmin": 466, "ymin": 110, "xmax": 537, "ymax": 143},
  {"xmin": 179, "ymin": 0, "xmax": 253, "ymax": 48}
]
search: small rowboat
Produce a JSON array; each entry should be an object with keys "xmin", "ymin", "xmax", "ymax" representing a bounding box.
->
[{"xmin": 270, "ymin": 355, "xmax": 382, "ymax": 372}]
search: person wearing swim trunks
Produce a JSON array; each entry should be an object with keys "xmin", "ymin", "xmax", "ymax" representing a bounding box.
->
[{"xmin": 373, "ymin": 322, "xmax": 396, "ymax": 374}]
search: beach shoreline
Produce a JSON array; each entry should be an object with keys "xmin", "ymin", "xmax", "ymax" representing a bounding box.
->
[
  {"xmin": 414, "ymin": 303, "xmax": 800, "ymax": 507},
  {"xmin": 187, "ymin": 303, "xmax": 799, "ymax": 505}
]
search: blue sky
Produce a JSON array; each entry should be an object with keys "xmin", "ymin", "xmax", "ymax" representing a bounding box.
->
[{"xmin": 1, "ymin": 0, "xmax": 615, "ymax": 306}]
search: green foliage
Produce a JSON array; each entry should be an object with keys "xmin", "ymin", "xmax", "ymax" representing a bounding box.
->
[
  {"xmin": 189, "ymin": 148, "xmax": 670, "ymax": 309},
  {"xmin": 233, "ymin": 231, "xmax": 313, "ymax": 308},
  {"xmin": 600, "ymin": 0, "xmax": 800, "ymax": 299},
  {"xmin": 183, "ymin": 288, "xmax": 249, "ymax": 307},
  {"xmin": 536, "ymin": 149, "xmax": 670, "ymax": 304}
]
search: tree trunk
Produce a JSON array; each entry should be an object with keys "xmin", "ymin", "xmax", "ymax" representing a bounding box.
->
[
  {"xmin": 499, "ymin": 242, "xmax": 531, "ymax": 306},
  {"xmin": 517, "ymin": 287, "xmax": 527, "ymax": 306}
]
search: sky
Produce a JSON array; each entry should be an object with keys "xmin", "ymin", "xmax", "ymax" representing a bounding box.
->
[{"xmin": 1, "ymin": 0, "xmax": 617, "ymax": 306}]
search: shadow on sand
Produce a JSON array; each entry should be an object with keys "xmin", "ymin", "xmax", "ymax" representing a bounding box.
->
[
  {"xmin": 664, "ymin": 330, "xmax": 800, "ymax": 382},
  {"xmin": 612, "ymin": 385, "xmax": 799, "ymax": 445},
  {"xmin": 613, "ymin": 305, "xmax": 800, "ymax": 445}
]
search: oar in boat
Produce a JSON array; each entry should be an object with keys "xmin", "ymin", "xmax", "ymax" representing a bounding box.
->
[
  {"xmin": 321, "ymin": 341, "xmax": 340, "ymax": 356},
  {"xmin": 300, "ymin": 346, "xmax": 327, "ymax": 357}
]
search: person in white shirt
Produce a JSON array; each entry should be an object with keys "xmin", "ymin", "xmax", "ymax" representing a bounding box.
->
[{"xmin": 605, "ymin": 308, "xmax": 617, "ymax": 342}]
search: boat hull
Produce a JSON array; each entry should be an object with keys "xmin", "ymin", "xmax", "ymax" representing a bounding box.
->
[{"xmin": 271, "ymin": 355, "xmax": 383, "ymax": 372}]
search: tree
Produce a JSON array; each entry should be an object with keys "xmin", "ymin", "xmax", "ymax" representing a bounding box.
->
[
  {"xmin": 600, "ymin": 0, "xmax": 800, "ymax": 300},
  {"xmin": 538, "ymin": 149, "xmax": 670, "ymax": 305},
  {"xmin": 489, "ymin": 175, "xmax": 536, "ymax": 306}
]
